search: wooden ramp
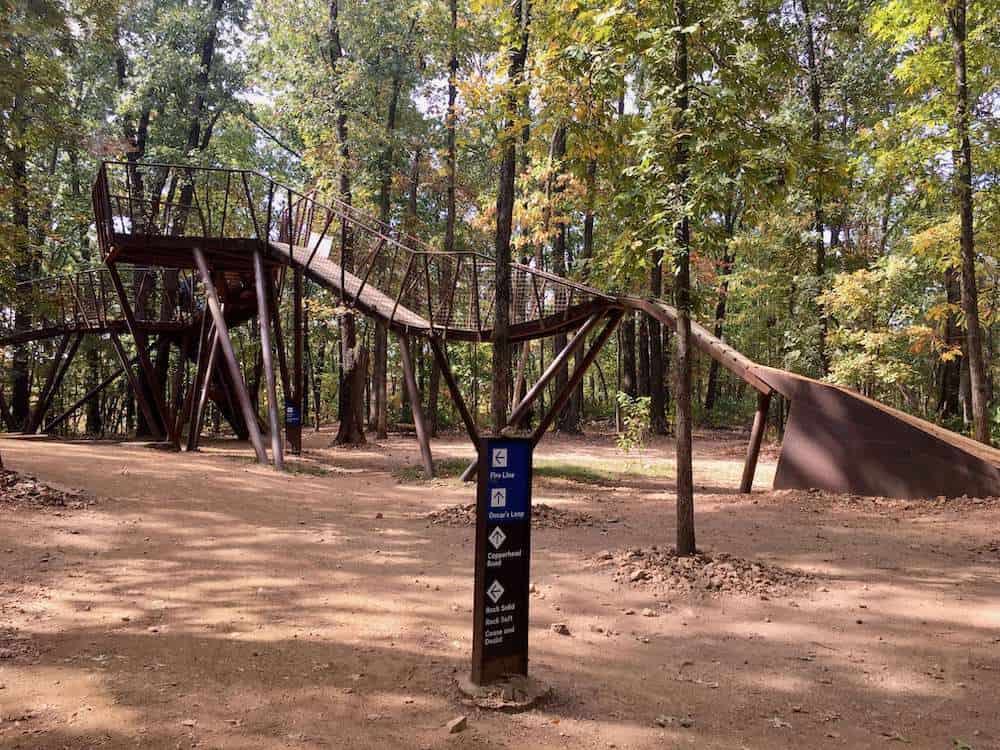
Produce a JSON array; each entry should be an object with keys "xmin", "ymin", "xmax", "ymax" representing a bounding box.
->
[
  {"xmin": 268, "ymin": 241, "xmax": 433, "ymax": 333},
  {"xmin": 752, "ymin": 367, "xmax": 1000, "ymax": 498}
]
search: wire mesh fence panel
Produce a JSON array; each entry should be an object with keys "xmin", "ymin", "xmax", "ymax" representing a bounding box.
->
[{"xmin": 91, "ymin": 162, "xmax": 615, "ymax": 338}]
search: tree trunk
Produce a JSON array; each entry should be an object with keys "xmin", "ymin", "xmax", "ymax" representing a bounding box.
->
[
  {"xmin": 938, "ymin": 267, "xmax": 963, "ymax": 419},
  {"xmin": 434, "ymin": 1, "xmax": 460, "ymax": 437},
  {"xmin": 372, "ymin": 62, "xmax": 403, "ymax": 440},
  {"xmin": 492, "ymin": 0, "xmax": 529, "ymax": 433},
  {"xmin": 799, "ymin": 0, "xmax": 828, "ymax": 375},
  {"xmin": 548, "ymin": 126, "xmax": 580, "ymax": 434},
  {"xmin": 621, "ymin": 312, "xmax": 637, "ymax": 398},
  {"xmin": 9, "ymin": 144, "xmax": 31, "ymax": 430},
  {"xmin": 328, "ymin": 0, "xmax": 365, "ymax": 445},
  {"xmin": 312, "ymin": 338, "xmax": 327, "ymax": 430},
  {"xmin": 638, "ymin": 316, "xmax": 651, "ymax": 398},
  {"xmin": 673, "ymin": 0, "xmax": 696, "ymax": 556},
  {"xmin": 947, "ymin": 0, "xmax": 989, "ymax": 444},
  {"xmin": 567, "ymin": 158, "xmax": 599, "ymax": 429},
  {"xmin": 85, "ymin": 344, "xmax": 103, "ymax": 435},
  {"xmin": 648, "ymin": 256, "xmax": 668, "ymax": 434},
  {"xmin": 705, "ymin": 211, "xmax": 737, "ymax": 411}
]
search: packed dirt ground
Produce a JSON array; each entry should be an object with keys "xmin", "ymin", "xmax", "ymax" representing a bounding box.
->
[{"xmin": 1, "ymin": 427, "xmax": 998, "ymax": 749}]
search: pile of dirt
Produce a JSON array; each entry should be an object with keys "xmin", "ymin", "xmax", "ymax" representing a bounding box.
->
[
  {"xmin": 970, "ymin": 540, "xmax": 1000, "ymax": 559},
  {"xmin": 0, "ymin": 627, "xmax": 38, "ymax": 663},
  {"xmin": 0, "ymin": 469, "xmax": 94, "ymax": 510},
  {"xmin": 426, "ymin": 502, "xmax": 596, "ymax": 529},
  {"xmin": 773, "ymin": 488, "xmax": 1000, "ymax": 515},
  {"xmin": 596, "ymin": 547, "xmax": 817, "ymax": 598}
]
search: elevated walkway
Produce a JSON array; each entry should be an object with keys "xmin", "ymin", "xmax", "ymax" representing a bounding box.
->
[{"xmin": 7, "ymin": 159, "xmax": 996, "ymax": 498}]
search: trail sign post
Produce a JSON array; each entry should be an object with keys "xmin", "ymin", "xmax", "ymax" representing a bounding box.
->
[{"xmin": 472, "ymin": 437, "xmax": 533, "ymax": 685}]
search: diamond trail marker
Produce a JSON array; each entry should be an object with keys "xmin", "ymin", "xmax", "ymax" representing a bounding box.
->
[{"xmin": 472, "ymin": 437, "xmax": 533, "ymax": 685}]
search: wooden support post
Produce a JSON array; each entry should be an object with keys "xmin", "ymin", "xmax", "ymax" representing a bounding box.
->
[
  {"xmin": 531, "ymin": 311, "xmax": 623, "ymax": 446},
  {"xmin": 105, "ymin": 262, "xmax": 170, "ymax": 438},
  {"xmin": 288, "ymin": 268, "xmax": 304, "ymax": 454},
  {"xmin": 398, "ymin": 333, "xmax": 435, "ymax": 478},
  {"xmin": 429, "ymin": 337, "xmax": 478, "ymax": 446},
  {"xmin": 44, "ymin": 355, "xmax": 133, "ymax": 433},
  {"xmin": 25, "ymin": 333, "xmax": 73, "ymax": 433},
  {"xmin": 167, "ymin": 334, "xmax": 191, "ymax": 444},
  {"xmin": 188, "ymin": 327, "xmax": 220, "ymax": 452},
  {"xmin": 176, "ymin": 313, "xmax": 209, "ymax": 442},
  {"xmin": 740, "ymin": 390, "xmax": 772, "ymax": 494},
  {"xmin": 511, "ymin": 314, "xmax": 603, "ymax": 428},
  {"xmin": 193, "ymin": 247, "xmax": 269, "ymax": 464},
  {"xmin": 459, "ymin": 314, "xmax": 604, "ymax": 482},
  {"xmin": 254, "ymin": 249, "xmax": 285, "ymax": 470},
  {"xmin": 265, "ymin": 266, "xmax": 292, "ymax": 405},
  {"xmin": 109, "ymin": 330, "xmax": 162, "ymax": 439}
]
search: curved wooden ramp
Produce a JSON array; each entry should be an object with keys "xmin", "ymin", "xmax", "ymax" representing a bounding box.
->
[{"xmin": 753, "ymin": 367, "xmax": 1000, "ymax": 498}]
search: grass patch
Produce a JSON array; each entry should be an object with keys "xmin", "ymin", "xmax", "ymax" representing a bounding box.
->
[
  {"xmin": 535, "ymin": 456, "xmax": 675, "ymax": 484},
  {"xmin": 393, "ymin": 454, "xmax": 674, "ymax": 485},
  {"xmin": 284, "ymin": 461, "xmax": 333, "ymax": 476},
  {"xmin": 215, "ymin": 452, "xmax": 333, "ymax": 476},
  {"xmin": 393, "ymin": 457, "xmax": 470, "ymax": 482}
]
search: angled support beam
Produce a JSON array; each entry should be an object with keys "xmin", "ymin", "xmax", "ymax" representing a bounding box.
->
[
  {"xmin": 188, "ymin": 326, "xmax": 220, "ymax": 452},
  {"xmin": 175, "ymin": 313, "xmax": 209, "ymax": 442},
  {"xmin": 193, "ymin": 246, "xmax": 268, "ymax": 464},
  {"xmin": 254, "ymin": 248, "xmax": 285, "ymax": 470},
  {"xmin": 429, "ymin": 336, "xmax": 479, "ymax": 447},
  {"xmin": 44, "ymin": 356, "xmax": 134, "ymax": 433},
  {"xmin": 740, "ymin": 390, "xmax": 772, "ymax": 494},
  {"xmin": 27, "ymin": 332, "xmax": 84, "ymax": 434},
  {"xmin": 531, "ymin": 310, "xmax": 623, "ymax": 446},
  {"xmin": 459, "ymin": 313, "xmax": 604, "ymax": 482},
  {"xmin": 512, "ymin": 314, "xmax": 604, "ymax": 428},
  {"xmin": 105, "ymin": 262, "xmax": 170, "ymax": 439},
  {"xmin": 398, "ymin": 333, "xmax": 434, "ymax": 479},
  {"xmin": 264, "ymin": 264, "xmax": 291, "ymax": 405},
  {"xmin": 109, "ymin": 330, "xmax": 162, "ymax": 439},
  {"xmin": 288, "ymin": 268, "xmax": 304, "ymax": 455},
  {"xmin": 24, "ymin": 332, "xmax": 73, "ymax": 433}
]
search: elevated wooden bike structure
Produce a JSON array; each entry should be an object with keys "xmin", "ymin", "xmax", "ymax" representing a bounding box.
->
[{"xmin": 3, "ymin": 160, "xmax": 999, "ymax": 498}]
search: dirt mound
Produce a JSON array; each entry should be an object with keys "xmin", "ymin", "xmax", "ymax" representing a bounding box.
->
[
  {"xmin": 596, "ymin": 547, "xmax": 817, "ymax": 599},
  {"xmin": 0, "ymin": 469, "xmax": 94, "ymax": 510},
  {"xmin": 970, "ymin": 540, "xmax": 1000, "ymax": 559},
  {"xmin": 426, "ymin": 502, "xmax": 596, "ymax": 529},
  {"xmin": 773, "ymin": 488, "xmax": 1000, "ymax": 515}
]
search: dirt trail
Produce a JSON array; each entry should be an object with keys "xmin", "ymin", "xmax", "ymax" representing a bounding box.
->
[{"xmin": 1, "ymin": 430, "xmax": 998, "ymax": 749}]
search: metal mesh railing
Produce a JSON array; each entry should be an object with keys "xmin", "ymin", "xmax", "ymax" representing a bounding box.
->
[
  {"xmin": 0, "ymin": 266, "xmax": 201, "ymax": 343},
  {"xmin": 93, "ymin": 161, "xmax": 613, "ymax": 335}
]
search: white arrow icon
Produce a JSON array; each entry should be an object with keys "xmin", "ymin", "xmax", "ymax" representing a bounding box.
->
[
  {"xmin": 487, "ymin": 580, "xmax": 505, "ymax": 603},
  {"xmin": 490, "ymin": 488, "xmax": 507, "ymax": 508},
  {"xmin": 489, "ymin": 527, "xmax": 507, "ymax": 549}
]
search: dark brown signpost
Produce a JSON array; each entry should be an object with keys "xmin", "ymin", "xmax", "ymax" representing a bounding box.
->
[{"xmin": 472, "ymin": 437, "xmax": 533, "ymax": 685}]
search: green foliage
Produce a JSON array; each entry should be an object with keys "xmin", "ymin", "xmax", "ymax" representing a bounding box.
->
[
  {"xmin": 820, "ymin": 254, "xmax": 932, "ymax": 405},
  {"xmin": 615, "ymin": 391, "xmax": 651, "ymax": 456}
]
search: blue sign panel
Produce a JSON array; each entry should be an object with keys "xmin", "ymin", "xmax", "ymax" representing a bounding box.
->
[
  {"xmin": 472, "ymin": 437, "xmax": 533, "ymax": 684},
  {"xmin": 285, "ymin": 400, "xmax": 301, "ymax": 427},
  {"xmin": 484, "ymin": 439, "xmax": 531, "ymax": 523}
]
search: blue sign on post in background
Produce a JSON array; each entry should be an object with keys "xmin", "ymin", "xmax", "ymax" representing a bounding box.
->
[{"xmin": 284, "ymin": 400, "xmax": 301, "ymax": 427}]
